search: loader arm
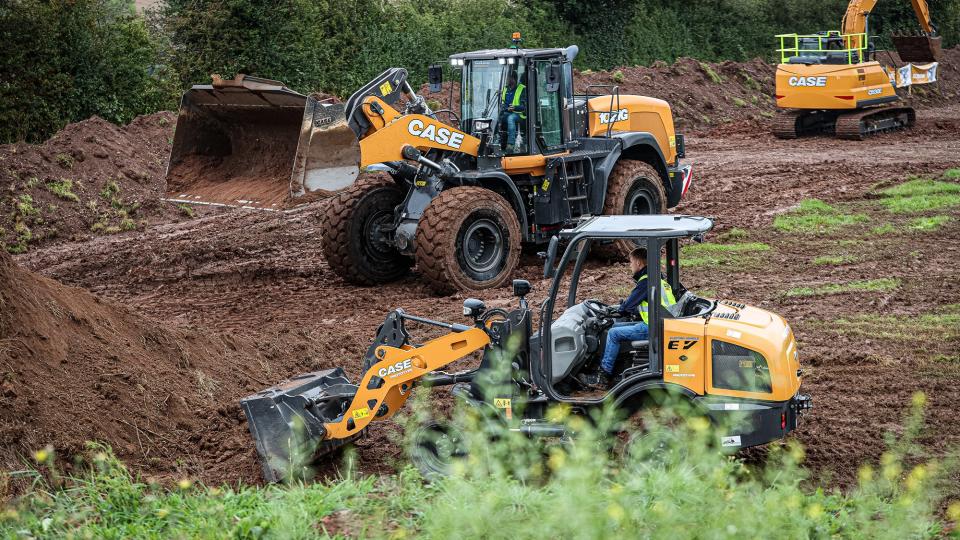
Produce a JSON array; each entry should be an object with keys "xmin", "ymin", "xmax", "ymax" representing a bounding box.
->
[{"xmin": 323, "ymin": 327, "xmax": 491, "ymax": 440}]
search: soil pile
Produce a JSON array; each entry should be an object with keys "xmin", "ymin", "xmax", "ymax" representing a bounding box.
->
[
  {"xmin": 0, "ymin": 248, "xmax": 354, "ymax": 489},
  {"xmin": 0, "ymin": 112, "xmax": 192, "ymax": 254}
]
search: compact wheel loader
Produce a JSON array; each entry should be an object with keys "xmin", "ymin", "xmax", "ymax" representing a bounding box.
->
[
  {"xmin": 773, "ymin": 0, "xmax": 942, "ymax": 139},
  {"xmin": 241, "ymin": 215, "xmax": 811, "ymax": 482},
  {"xmin": 166, "ymin": 35, "xmax": 692, "ymax": 293}
]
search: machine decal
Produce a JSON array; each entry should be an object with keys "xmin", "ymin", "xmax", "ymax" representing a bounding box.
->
[
  {"xmin": 378, "ymin": 358, "xmax": 414, "ymax": 378},
  {"xmin": 407, "ymin": 118, "xmax": 465, "ymax": 149},
  {"xmin": 668, "ymin": 338, "xmax": 699, "ymax": 350},
  {"xmin": 787, "ymin": 76, "xmax": 827, "ymax": 87},
  {"xmin": 666, "ymin": 365, "xmax": 680, "ymax": 373},
  {"xmin": 352, "ymin": 407, "xmax": 370, "ymax": 420},
  {"xmin": 379, "ymin": 81, "xmax": 393, "ymax": 96},
  {"xmin": 867, "ymin": 88, "xmax": 883, "ymax": 95},
  {"xmin": 721, "ymin": 435, "xmax": 742, "ymax": 447},
  {"xmin": 598, "ymin": 109, "xmax": 629, "ymax": 124}
]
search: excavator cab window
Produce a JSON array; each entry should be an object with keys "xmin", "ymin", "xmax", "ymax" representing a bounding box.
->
[{"xmin": 534, "ymin": 60, "xmax": 564, "ymax": 150}]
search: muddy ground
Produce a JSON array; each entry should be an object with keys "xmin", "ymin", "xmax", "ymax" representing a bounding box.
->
[{"xmin": 2, "ymin": 62, "xmax": 960, "ymax": 494}]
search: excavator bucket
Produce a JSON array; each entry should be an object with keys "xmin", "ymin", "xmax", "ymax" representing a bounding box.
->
[
  {"xmin": 240, "ymin": 368, "xmax": 362, "ymax": 483},
  {"xmin": 165, "ymin": 75, "xmax": 360, "ymax": 210},
  {"xmin": 891, "ymin": 33, "xmax": 942, "ymax": 63}
]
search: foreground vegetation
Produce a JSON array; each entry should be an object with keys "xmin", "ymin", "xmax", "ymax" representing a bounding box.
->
[{"xmin": 1, "ymin": 396, "xmax": 957, "ymax": 539}]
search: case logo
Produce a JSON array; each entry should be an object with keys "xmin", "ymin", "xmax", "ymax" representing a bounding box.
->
[
  {"xmin": 407, "ymin": 119, "xmax": 465, "ymax": 149},
  {"xmin": 787, "ymin": 76, "xmax": 827, "ymax": 87},
  {"xmin": 378, "ymin": 359, "xmax": 413, "ymax": 378}
]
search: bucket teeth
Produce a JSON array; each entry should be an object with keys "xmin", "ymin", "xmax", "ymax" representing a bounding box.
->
[{"xmin": 240, "ymin": 368, "xmax": 360, "ymax": 483}]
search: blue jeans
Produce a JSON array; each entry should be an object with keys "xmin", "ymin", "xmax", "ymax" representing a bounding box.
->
[
  {"xmin": 503, "ymin": 112, "xmax": 520, "ymax": 146},
  {"xmin": 600, "ymin": 321, "xmax": 649, "ymax": 374}
]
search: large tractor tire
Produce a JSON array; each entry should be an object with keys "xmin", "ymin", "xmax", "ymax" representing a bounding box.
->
[
  {"xmin": 321, "ymin": 173, "xmax": 412, "ymax": 284},
  {"xmin": 599, "ymin": 160, "xmax": 667, "ymax": 259},
  {"xmin": 416, "ymin": 187, "xmax": 522, "ymax": 295}
]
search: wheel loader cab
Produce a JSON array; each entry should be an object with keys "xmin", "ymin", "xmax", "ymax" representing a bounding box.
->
[{"xmin": 535, "ymin": 215, "xmax": 811, "ymax": 449}]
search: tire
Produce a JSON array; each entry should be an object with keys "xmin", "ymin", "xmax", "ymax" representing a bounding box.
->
[
  {"xmin": 321, "ymin": 173, "xmax": 412, "ymax": 285},
  {"xmin": 416, "ymin": 187, "xmax": 522, "ymax": 295},
  {"xmin": 408, "ymin": 420, "xmax": 469, "ymax": 480},
  {"xmin": 598, "ymin": 160, "xmax": 668, "ymax": 259}
]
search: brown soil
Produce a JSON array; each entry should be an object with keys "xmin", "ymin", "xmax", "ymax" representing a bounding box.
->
[
  {"xmin": 0, "ymin": 112, "xmax": 223, "ymax": 254},
  {"xmin": 1, "ymin": 53, "xmax": 958, "ymax": 494}
]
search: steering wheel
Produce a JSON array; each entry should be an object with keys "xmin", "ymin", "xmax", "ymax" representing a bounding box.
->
[{"xmin": 583, "ymin": 299, "xmax": 612, "ymax": 318}]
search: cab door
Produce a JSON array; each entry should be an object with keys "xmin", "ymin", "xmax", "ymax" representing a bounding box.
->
[{"xmin": 533, "ymin": 60, "xmax": 564, "ymax": 153}]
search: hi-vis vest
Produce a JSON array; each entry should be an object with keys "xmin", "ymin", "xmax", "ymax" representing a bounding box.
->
[
  {"xmin": 638, "ymin": 274, "xmax": 677, "ymax": 324},
  {"xmin": 502, "ymin": 84, "xmax": 526, "ymax": 119}
]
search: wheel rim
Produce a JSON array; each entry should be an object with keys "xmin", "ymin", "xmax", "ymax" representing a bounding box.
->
[
  {"xmin": 410, "ymin": 423, "xmax": 467, "ymax": 478},
  {"xmin": 625, "ymin": 180, "xmax": 657, "ymax": 215},
  {"xmin": 362, "ymin": 209, "xmax": 397, "ymax": 263},
  {"xmin": 459, "ymin": 215, "xmax": 506, "ymax": 279}
]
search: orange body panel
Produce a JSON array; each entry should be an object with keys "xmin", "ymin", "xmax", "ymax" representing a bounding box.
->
[
  {"xmin": 358, "ymin": 96, "xmax": 480, "ymax": 168},
  {"xmin": 775, "ymin": 61, "xmax": 896, "ymax": 110},
  {"xmin": 662, "ymin": 302, "xmax": 800, "ymax": 402},
  {"xmin": 587, "ymin": 95, "xmax": 677, "ymax": 163}
]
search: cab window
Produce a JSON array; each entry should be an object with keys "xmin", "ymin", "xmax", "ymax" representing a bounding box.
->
[
  {"xmin": 535, "ymin": 60, "xmax": 563, "ymax": 149},
  {"xmin": 711, "ymin": 340, "xmax": 771, "ymax": 393}
]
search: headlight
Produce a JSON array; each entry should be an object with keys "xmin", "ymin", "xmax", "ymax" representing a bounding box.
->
[{"xmin": 472, "ymin": 118, "xmax": 492, "ymax": 133}]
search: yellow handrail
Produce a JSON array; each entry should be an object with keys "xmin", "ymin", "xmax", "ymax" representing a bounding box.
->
[{"xmin": 776, "ymin": 32, "xmax": 868, "ymax": 64}]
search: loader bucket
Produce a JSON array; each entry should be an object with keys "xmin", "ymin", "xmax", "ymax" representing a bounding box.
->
[
  {"xmin": 165, "ymin": 75, "xmax": 360, "ymax": 210},
  {"xmin": 240, "ymin": 368, "xmax": 361, "ymax": 482},
  {"xmin": 891, "ymin": 34, "xmax": 942, "ymax": 63}
]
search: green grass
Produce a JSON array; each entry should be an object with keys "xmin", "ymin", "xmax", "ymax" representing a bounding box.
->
[
  {"xmin": 908, "ymin": 215, "xmax": 951, "ymax": 231},
  {"xmin": 46, "ymin": 178, "xmax": 80, "ymax": 202},
  {"xmin": 682, "ymin": 241, "xmax": 770, "ymax": 268},
  {"xmin": 15, "ymin": 194, "xmax": 38, "ymax": 217},
  {"xmin": 774, "ymin": 199, "xmax": 868, "ymax": 234},
  {"xmin": 785, "ymin": 278, "xmax": 900, "ymax": 297},
  {"xmin": 177, "ymin": 204, "xmax": 195, "ymax": 218},
  {"xmin": 699, "ymin": 62, "xmax": 723, "ymax": 83},
  {"xmin": 717, "ymin": 227, "xmax": 749, "ymax": 241},
  {"xmin": 872, "ymin": 223, "xmax": 896, "ymax": 235},
  {"xmin": 944, "ymin": 168, "xmax": 960, "ymax": 180},
  {"xmin": 878, "ymin": 178, "xmax": 960, "ymax": 214},
  {"xmin": 812, "ymin": 254, "xmax": 856, "ymax": 266},
  {"xmin": 611, "ymin": 70, "xmax": 624, "ymax": 83},
  {"xmin": 822, "ymin": 305, "xmax": 960, "ymax": 342},
  {"xmin": 1, "ymin": 399, "xmax": 951, "ymax": 539},
  {"xmin": 732, "ymin": 97, "xmax": 746, "ymax": 107},
  {"xmin": 54, "ymin": 153, "xmax": 74, "ymax": 169}
]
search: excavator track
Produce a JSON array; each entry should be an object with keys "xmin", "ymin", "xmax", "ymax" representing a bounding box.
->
[
  {"xmin": 835, "ymin": 106, "xmax": 916, "ymax": 140},
  {"xmin": 772, "ymin": 110, "xmax": 838, "ymax": 139}
]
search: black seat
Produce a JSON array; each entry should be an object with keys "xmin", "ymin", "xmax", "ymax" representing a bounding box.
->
[{"xmin": 630, "ymin": 340, "xmax": 649, "ymax": 349}]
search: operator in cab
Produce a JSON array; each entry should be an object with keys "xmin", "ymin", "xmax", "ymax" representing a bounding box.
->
[
  {"xmin": 500, "ymin": 71, "xmax": 526, "ymax": 153},
  {"xmin": 587, "ymin": 247, "xmax": 676, "ymax": 390}
]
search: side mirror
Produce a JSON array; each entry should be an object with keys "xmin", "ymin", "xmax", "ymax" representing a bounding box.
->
[
  {"xmin": 546, "ymin": 63, "xmax": 561, "ymax": 93},
  {"xmin": 428, "ymin": 64, "xmax": 443, "ymax": 93},
  {"xmin": 512, "ymin": 279, "xmax": 532, "ymax": 298},
  {"xmin": 543, "ymin": 235, "xmax": 560, "ymax": 278}
]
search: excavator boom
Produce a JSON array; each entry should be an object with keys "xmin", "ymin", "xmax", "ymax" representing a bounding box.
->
[{"xmin": 840, "ymin": 0, "xmax": 940, "ymax": 62}]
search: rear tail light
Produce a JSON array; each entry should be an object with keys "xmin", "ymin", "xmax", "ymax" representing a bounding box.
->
[
  {"xmin": 775, "ymin": 95, "xmax": 784, "ymax": 99},
  {"xmin": 781, "ymin": 413, "xmax": 787, "ymax": 430},
  {"xmin": 835, "ymin": 95, "xmax": 855, "ymax": 100}
]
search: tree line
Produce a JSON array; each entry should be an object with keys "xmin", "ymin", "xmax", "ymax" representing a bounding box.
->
[{"xmin": 2, "ymin": 0, "xmax": 957, "ymax": 143}]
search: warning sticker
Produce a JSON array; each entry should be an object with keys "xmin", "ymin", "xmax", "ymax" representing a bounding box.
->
[
  {"xmin": 379, "ymin": 81, "xmax": 393, "ymax": 96},
  {"xmin": 666, "ymin": 364, "xmax": 680, "ymax": 373},
  {"xmin": 494, "ymin": 398, "xmax": 512, "ymax": 409},
  {"xmin": 352, "ymin": 408, "xmax": 370, "ymax": 420}
]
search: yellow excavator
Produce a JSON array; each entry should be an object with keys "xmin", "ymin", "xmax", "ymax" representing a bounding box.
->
[{"xmin": 773, "ymin": 0, "xmax": 941, "ymax": 139}]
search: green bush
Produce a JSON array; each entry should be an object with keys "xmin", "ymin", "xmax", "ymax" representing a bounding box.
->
[{"xmin": 0, "ymin": 0, "xmax": 180, "ymax": 143}]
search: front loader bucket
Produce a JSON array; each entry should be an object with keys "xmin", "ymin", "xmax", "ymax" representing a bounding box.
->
[
  {"xmin": 165, "ymin": 75, "xmax": 360, "ymax": 210},
  {"xmin": 891, "ymin": 34, "xmax": 942, "ymax": 63},
  {"xmin": 240, "ymin": 368, "xmax": 360, "ymax": 483}
]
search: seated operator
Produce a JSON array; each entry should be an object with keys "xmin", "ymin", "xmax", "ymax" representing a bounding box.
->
[
  {"xmin": 587, "ymin": 247, "xmax": 676, "ymax": 390},
  {"xmin": 499, "ymin": 71, "xmax": 526, "ymax": 153}
]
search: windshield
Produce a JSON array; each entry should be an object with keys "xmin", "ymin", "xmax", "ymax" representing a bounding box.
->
[{"xmin": 461, "ymin": 60, "xmax": 507, "ymax": 124}]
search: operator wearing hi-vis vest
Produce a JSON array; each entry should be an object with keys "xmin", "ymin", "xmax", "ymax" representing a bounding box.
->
[
  {"xmin": 500, "ymin": 71, "xmax": 526, "ymax": 153},
  {"xmin": 587, "ymin": 247, "xmax": 676, "ymax": 390}
]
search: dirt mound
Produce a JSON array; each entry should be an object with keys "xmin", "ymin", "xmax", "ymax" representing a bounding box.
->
[
  {"xmin": 0, "ymin": 112, "xmax": 206, "ymax": 254},
  {"xmin": 0, "ymin": 247, "xmax": 353, "ymax": 489}
]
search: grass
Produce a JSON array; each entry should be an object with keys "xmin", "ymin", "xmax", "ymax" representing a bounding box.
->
[
  {"xmin": 812, "ymin": 254, "xmax": 856, "ymax": 265},
  {"xmin": 699, "ymin": 62, "xmax": 723, "ymax": 83},
  {"xmin": 0, "ymin": 398, "xmax": 952, "ymax": 539},
  {"xmin": 682, "ymin": 241, "xmax": 770, "ymax": 268},
  {"xmin": 774, "ymin": 199, "xmax": 868, "ymax": 234},
  {"xmin": 177, "ymin": 204, "xmax": 195, "ymax": 218},
  {"xmin": 908, "ymin": 215, "xmax": 951, "ymax": 231},
  {"xmin": 821, "ymin": 305, "xmax": 960, "ymax": 342},
  {"xmin": 944, "ymin": 168, "xmax": 960, "ymax": 180},
  {"xmin": 785, "ymin": 278, "xmax": 900, "ymax": 297},
  {"xmin": 732, "ymin": 97, "xmax": 746, "ymax": 107},
  {"xmin": 717, "ymin": 227, "xmax": 748, "ymax": 241},
  {"xmin": 872, "ymin": 223, "xmax": 896, "ymax": 235},
  {"xmin": 611, "ymin": 70, "xmax": 624, "ymax": 83},
  {"xmin": 878, "ymin": 177, "xmax": 960, "ymax": 214},
  {"xmin": 54, "ymin": 153, "xmax": 74, "ymax": 169},
  {"xmin": 15, "ymin": 194, "xmax": 37, "ymax": 217},
  {"xmin": 46, "ymin": 178, "xmax": 80, "ymax": 202}
]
